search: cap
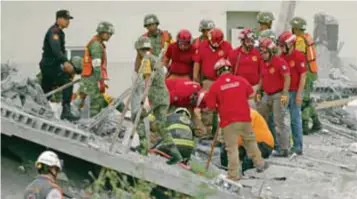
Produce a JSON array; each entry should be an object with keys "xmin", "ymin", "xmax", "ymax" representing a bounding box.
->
[{"xmin": 56, "ymin": 10, "xmax": 73, "ymax": 19}]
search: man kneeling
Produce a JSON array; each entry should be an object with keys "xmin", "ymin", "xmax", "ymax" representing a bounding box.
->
[
  {"xmin": 221, "ymin": 108, "xmax": 274, "ymax": 173},
  {"xmin": 150, "ymin": 107, "xmax": 195, "ymax": 162}
]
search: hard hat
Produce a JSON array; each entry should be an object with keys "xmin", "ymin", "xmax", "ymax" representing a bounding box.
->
[
  {"xmin": 199, "ymin": 19, "xmax": 215, "ymax": 31},
  {"xmin": 238, "ymin": 28, "xmax": 255, "ymax": 40},
  {"xmin": 176, "ymin": 29, "xmax": 192, "ymax": 44},
  {"xmin": 257, "ymin": 11, "xmax": 275, "ymax": 24},
  {"xmin": 214, "ymin": 58, "xmax": 232, "ymax": 72},
  {"xmin": 135, "ymin": 36, "xmax": 152, "ymax": 50},
  {"xmin": 208, "ymin": 28, "xmax": 224, "ymax": 47},
  {"xmin": 148, "ymin": 114, "xmax": 156, "ymax": 122},
  {"xmin": 35, "ymin": 150, "xmax": 62, "ymax": 171},
  {"xmin": 259, "ymin": 29, "xmax": 277, "ymax": 42},
  {"xmin": 290, "ymin": 16, "xmax": 307, "ymax": 30},
  {"xmin": 278, "ymin": 31, "xmax": 296, "ymax": 46},
  {"xmin": 196, "ymin": 89, "xmax": 207, "ymax": 107},
  {"xmin": 70, "ymin": 56, "xmax": 83, "ymax": 74},
  {"xmin": 97, "ymin": 21, "xmax": 115, "ymax": 34},
  {"xmin": 103, "ymin": 93, "xmax": 113, "ymax": 104},
  {"xmin": 259, "ymin": 37, "xmax": 277, "ymax": 53},
  {"xmin": 144, "ymin": 14, "xmax": 160, "ymax": 27},
  {"xmin": 174, "ymin": 107, "xmax": 191, "ymax": 118}
]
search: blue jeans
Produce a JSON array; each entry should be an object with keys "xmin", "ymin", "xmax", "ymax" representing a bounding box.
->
[{"xmin": 288, "ymin": 91, "xmax": 303, "ymax": 152}]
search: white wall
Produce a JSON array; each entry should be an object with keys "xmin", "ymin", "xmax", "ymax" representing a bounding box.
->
[{"xmin": 1, "ymin": 1, "xmax": 357, "ymax": 64}]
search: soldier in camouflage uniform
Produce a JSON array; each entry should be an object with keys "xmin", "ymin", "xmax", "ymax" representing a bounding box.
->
[
  {"xmin": 255, "ymin": 11, "xmax": 276, "ymax": 47},
  {"xmin": 290, "ymin": 17, "xmax": 322, "ymax": 134},
  {"xmin": 193, "ymin": 19, "xmax": 215, "ymax": 47},
  {"xmin": 133, "ymin": 36, "xmax": 183, "ymax": 165},
  {"xmin": 79, "ymin": 21, "xmax": 114, "ymax": 117},
  {"xmin": 135, "ymin": 14, "xmax": 173, "ymax": 72}
]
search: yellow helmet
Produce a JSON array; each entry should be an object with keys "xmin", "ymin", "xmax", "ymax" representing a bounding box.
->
[
  {"xmin": 103, "ymin": 93, "xmax": 113, "ymax": 104},
  {"xmin": 148, "ymin": 114, "xmax": 156, "ymax": 122}
]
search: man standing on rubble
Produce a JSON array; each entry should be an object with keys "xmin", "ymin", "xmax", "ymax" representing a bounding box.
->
[
  {"xmin": 278, "ymin": 31, "xmax": 307, "ymax": 155},
  {"xmin": 256, "ymin": 38, "xmax": 291, "ymax": 157},
  {"xmin": 228, "ymin": 28, "xmax": 261, "ymax": 106},
  {"xmin": 163, "ymin": 29, "xmax": 195, "ymax": 80},
  {"xmin": 135, "ymin": 14, "xmax": 173, "ymax": 72},
  {"xmin": 133, "ymin": 36, "xmax": 183, "ymax": 165},
  {"xmin": 290, "ymin": 16, "xmax": 322, "ymax": 135},
  {"xmin": 165, "ymin": 78, "xmax": 207, "ymax": 137},
  {"xmin": 193, "ymin": 28, "xmax": 232, "ymax": 137},
  {"xmin": 255, "ymin": 11, "xmax": 276, "ymax": 45},
  {"xmin": 79, "ymin": 21, "xmax": 114, "ymax": 117},
  {"xmin": 192, "ymin": 19, "xmax": 215, "ymax": 50},
  {"xmin": 24, "ymin": 151, "xmax": 64, "ymax": 199},
  {"xmin": 205, "ymin": 58, "xmax": 267, "ymax": 181},
  {"xmin": 39, "ymin": 10, "xmax": 78, "ymax": 121}
]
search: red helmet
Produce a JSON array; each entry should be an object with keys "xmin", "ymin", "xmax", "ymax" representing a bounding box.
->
[
  {"xmin": 214, "ymin": 58, "xmax": 232, "ymax": 71},
  {"xmin": 177, "ymin": 29, "xmax": 192, "ymax": 44},
  {"xmin": 278, "ymin": 31, "xmax": 296, "ymax": 46},
  {"xmin": 238, "ymin": 28, "xmax": 254, "ymax": 40},
  {"xmin": 196, "ymin": 89, "xmax": 207, "ymax": 107},
  {"xmin": 208, "ymin": 28, "xmax": 224, "ymax": 47},
  {"xmin": 259, "ymin": 38, "xmax": 276, "ymax": 51}
]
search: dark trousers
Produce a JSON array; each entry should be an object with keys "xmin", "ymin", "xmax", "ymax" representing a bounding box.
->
[
  {"xmin": 40, "ymin": 60, "xmax": 73, "ymax": 106},
  {"xmin": 220, "ymin": 142, "xmax": 272, "ymax": 173}
]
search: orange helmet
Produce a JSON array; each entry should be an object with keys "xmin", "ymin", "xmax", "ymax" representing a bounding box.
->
[
  {"xmin": 278, "ymin": 31, "xmax": 296, "ymax": 46},
  {"xmin": 208, "ymin": 28, "xmax": 224, "ymax": 47}
]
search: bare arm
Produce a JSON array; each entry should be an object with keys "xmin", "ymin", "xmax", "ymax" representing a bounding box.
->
[
  {"xmin": 193, "ymin": 62, "xmax": 200, "ymax": 82},
  {"xmin": 297, "ymin": 72, "xmax": 307, "ymax": 94},
  {"xmin": 134, "ymin": 51, "xmax": 142, "ymax": 73},
  {"xmin": 282, "ymin": 74, "xmax": 291, "ymax": 94}
]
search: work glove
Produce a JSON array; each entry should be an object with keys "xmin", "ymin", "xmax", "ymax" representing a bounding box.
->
[
  {"xmin": 62, "ymin": 61, "xmax": 74, "ymax": 74},
  {"xmin": 296, "ymin": 92, "xmax": 303, "ymax": 105},
  {"xmin": 255, "ymin": 93, "xmax": 262, "ymax": 103},
  {"xmin": 280, "ymin": 93, "xmax": 289, "ymax": 107}
]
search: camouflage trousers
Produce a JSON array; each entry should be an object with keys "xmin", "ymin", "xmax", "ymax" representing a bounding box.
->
[
  {"xmin": 136, "ymin": 105, "xmax": 175, "ymax": 155},
  {"xmin": 301, "ymin": 72, "xmax": 320, "ymax": 132},
  {"xmin": 78, "ymin": 67, "xmax": 107, "ymax": 117}
]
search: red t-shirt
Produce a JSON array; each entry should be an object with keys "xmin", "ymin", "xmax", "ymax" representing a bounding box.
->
[
  {"xmin": 261, "ymin": 55, "xmax": 290, "ymax": 95},
  {"xmin": 228, "ymin": 47, "xmax": 261, "ymax": 86},
  {"xmin": 280, "ymin": 50, "xmax": 307, "ymax": 91},
  {"xmin": 165, "ymin": 78, "xmax": 201, "ymax": 108},
  {"xmin": 193, "ymin": 40, "xmax": 232, "ymax": 80},
  {"xmin": 165, "ymin": 43, "xmax": 194, "ymax": 75},
  {"xmin": 205, "ymin": 73, "xmax": 253, "ymax": 127}
]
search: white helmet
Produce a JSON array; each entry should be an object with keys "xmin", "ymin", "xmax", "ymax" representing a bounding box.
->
[
  {"xmin": 174, "ymin": 107, "xmax": 191, "ymax": 118},
  {"xmin": 35, "ymin": 150, "xmax": 62, "ymax": 171}
]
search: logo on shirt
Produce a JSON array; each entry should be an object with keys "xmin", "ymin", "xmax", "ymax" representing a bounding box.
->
[
  {"xmin": 282, "ymin": 65, "xmax": 287, "ymax": 70},
  {"xmin": 52, "ymin": 34, "xmax": 59, "ymax": 40},
  {"xmin": 300, "ymin": 62, "xmax": 305, "ymax": 68},
  {"xmin": 225, "ymin": 78, "xmax": 231, "ymax": 82},
  {"xmin": 218, "ymin": 50, "xmax": 224, "ymax": 56},
  {"xmin": 193, "ymin": 84, "xmax": 198, "ymax": 88},
  {"xmin": 289, "ymin": 60, "xmax": 295, "ymax": 67},
  {"xmin": 269, "ymin": 67, "xmax": 275, "ymax": 74},
  {"xmin": 195, "ymin": 49, "xmax": 199, "ymax": 54},
  {"xmin": 220, "ymin": 82, "xmax": 239, "ymax": 90},
  {"xmin": 252, "ymin": 56, "xmax": 258, "ymax": 62}
]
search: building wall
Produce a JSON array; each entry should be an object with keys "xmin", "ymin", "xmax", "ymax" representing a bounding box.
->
[{"xmin": 2, "ymin": 1, "xmax": 356, "ymax": 63}]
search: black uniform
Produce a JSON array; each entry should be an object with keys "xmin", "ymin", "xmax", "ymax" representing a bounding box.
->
[{"xmin": 39, "ymin": 23, "xmax": 72, "ymax": 106}]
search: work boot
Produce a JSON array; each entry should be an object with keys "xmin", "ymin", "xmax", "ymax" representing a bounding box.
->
[
  {"xmin": 61, "ymin": 104, "xmax": 80, "ymax": 121},
  {"xmin": 256, "ymin": 161, "xmax": 269, "ymax": 173},
  {"xmin": 166, "ymin": 145, "xmax": 183, "ymax": 165},
  {"xmin": 310, "ymin": 117, "xmax": 322, "ymax": 133},
  {"xmin": 271, "ymin": 149, "xmax": 289, "ymax": 157}
]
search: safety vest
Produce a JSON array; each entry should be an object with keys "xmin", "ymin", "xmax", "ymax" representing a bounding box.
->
[
  {"xmin": 301, "ymin": 33, "xmax": 318, "ymax": 73},
  {"xmin": 81, "ymin": 36, "xmax": 108, "ymax": 79},
  {"xmin": 143, "ymin": 30, "xmax": 171, "ymax": 49}
]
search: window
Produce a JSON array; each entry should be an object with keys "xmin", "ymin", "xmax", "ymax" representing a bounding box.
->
[{"xmin": 65, "ymin": 46, "xmax": 85, "ymax": 60}]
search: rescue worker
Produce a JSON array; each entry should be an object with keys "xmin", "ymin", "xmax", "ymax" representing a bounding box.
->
[
  {"xmin": 24, "ymin": 151, "xmax": 64, "ymax": 199},
  {"xmin": 192, "ymin": 19, "xmax": 215, "ymax": 50},
  {"xmin": 228, "ymin": 28, "xmax": 261, "ymax": 106},
  {"xmin": 290, "ymin": 16, "xmax": 322, "ymax": 134},
  {"xmin": 133, "ymin": 36, "xmax": 183, "ymax": 165},
  {"xmin": 165, "ymin": 78, "xmax": 206, "ymax": 136},
  {"xmin": 39, "ymin": 10, "xmax": 78, "ymax": 121},
  {"xmin": 163, "ymin": 29, "xmax": 194, "ymax": 80},
  {"xmin": 193, "ymin": 28, "xmax": 232, "ymax": 136},
  {"xmin": 205, "ymin": 58, "xmax": 267, "ymax": 181},
  {"xmin": 135, "ymin": 14, "xmax": 173, "ymax": 72},
  {"xmin": 256, "ymin": 38, "xmax": 291, "ymax": 157},
  {"xmin": 255, "ymin": 11, "xmax": 276, "ymax": 47},
  {"xmin": 151, "ymin": 108, "xmax": 195, "ymax": 162},
  {"xmin": 79, "ymin": 21, "xmax": 114, "ymax": 117},
  {"xmin": 278, "ymin": 31, "xmax": 307, "ymax": 155},
  {"xmin": 221, "ymin": 108, "xmax": 274, "ymax": 173}
]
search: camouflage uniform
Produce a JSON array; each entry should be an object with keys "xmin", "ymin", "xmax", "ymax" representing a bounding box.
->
[
  {"xmin": 255, "ymin": 12, "xmax": 275, "ymax": 39},
  {"xmin": 79, "ymin": 21, "xmax": 114, "ymax": 117},
  {"xmin": 290, "ymin": 17, "xmax": 321, "ymax": 134},
  {"xmin": 133, "ymin": 36, "xmax": 183, "ymax": 164}
]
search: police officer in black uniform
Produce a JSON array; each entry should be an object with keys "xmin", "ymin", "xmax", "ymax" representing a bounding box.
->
[{"xmin": 40, "ymin": 10, "xmax": 79, "ymax": 121}]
